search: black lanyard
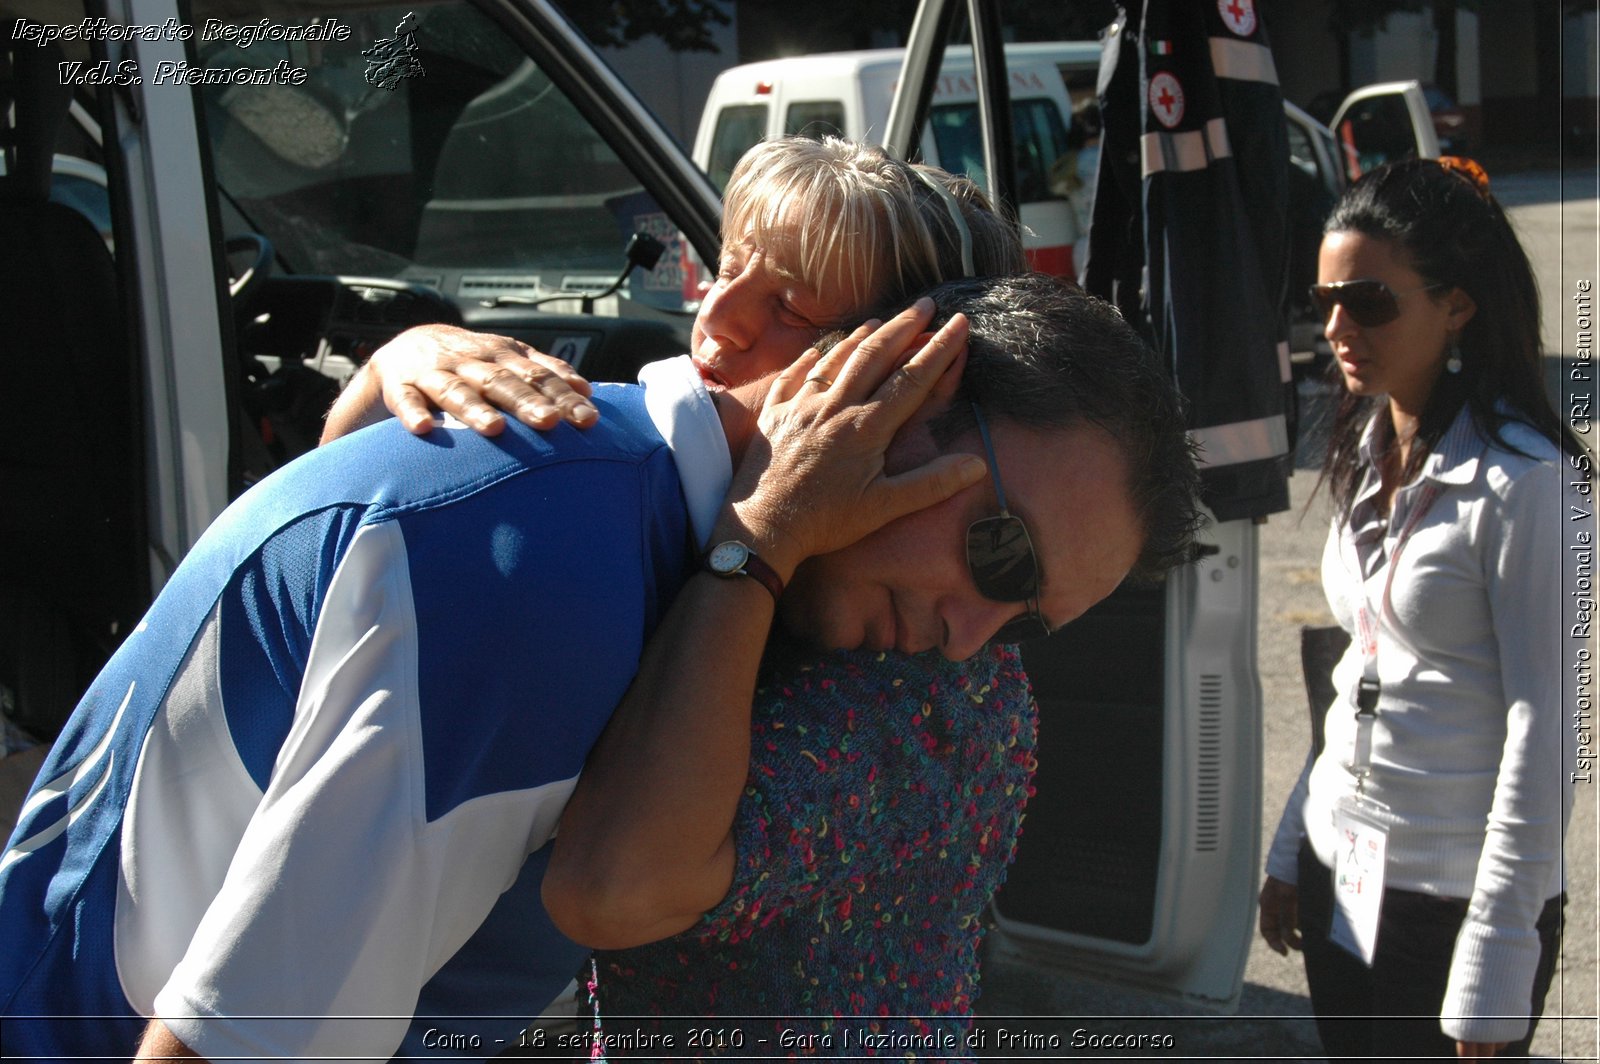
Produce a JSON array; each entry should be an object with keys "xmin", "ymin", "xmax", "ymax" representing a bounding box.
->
[{"xmin": 1347, "ymin": 480, "xmax": 1443, "ymax": 787}]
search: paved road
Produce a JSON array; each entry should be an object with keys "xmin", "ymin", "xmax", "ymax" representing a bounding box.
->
[{"xmin": 977, "ymin": 168, "xmax": 1600, "ymax": 1062}]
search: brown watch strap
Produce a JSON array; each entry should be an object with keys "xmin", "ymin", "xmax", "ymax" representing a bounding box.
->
[
  {"xmin": 735, "ymin": 549, "xmax": 784, "ymax": 603},
  {"xmin": 706, "ymin": 540, "xmax": 785, "ymax": 602}
]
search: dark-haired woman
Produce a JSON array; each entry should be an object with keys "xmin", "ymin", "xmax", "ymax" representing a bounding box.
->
[{"xmin": 1258, "ymin": 157, "xmax": 1589, "ymax": 1060}]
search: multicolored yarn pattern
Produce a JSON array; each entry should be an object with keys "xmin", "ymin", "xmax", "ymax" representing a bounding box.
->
[{"xmin": 594, "ymin": 642, "xmax": 1038, "ymax": 1060}]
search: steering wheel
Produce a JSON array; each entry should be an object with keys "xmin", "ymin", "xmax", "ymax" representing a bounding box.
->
[{"xmin": 224, "ymin": 233, "xmax": 274, "ymax": 309}]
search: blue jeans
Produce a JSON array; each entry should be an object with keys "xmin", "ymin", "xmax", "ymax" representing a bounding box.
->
[{"xmin": 1296, "ymin": 843, "xmax": 1563, "ymax": 1059}]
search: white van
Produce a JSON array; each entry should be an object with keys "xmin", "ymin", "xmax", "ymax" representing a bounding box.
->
[{"xmin": 692, "ymin": 48, "xmax": 1081, "ymax": 279}]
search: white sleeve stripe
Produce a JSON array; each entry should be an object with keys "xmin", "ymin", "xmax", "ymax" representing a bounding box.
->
[
  {"xmin": 158, "ymin": 522, "xmax": 567, "ymax": 1060},
  {"xmin": 2, "ymin": 681, "xmax": 136, "ymax": 871},
  {"xmin": 0, "ymin": 750, "xmax": 118, "ymax": 874}
]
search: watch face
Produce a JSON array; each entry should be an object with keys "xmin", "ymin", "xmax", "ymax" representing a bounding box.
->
[{"xmin": 708, "ymin": 540, "xmax": 749, "ymax": 575}]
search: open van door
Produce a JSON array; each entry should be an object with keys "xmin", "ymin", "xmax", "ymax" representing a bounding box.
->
[
  {"xmin": 1329, "ymin": 79, "xmax": 1442, "ymax": 181},
  {"xmin": 0, "ymin": 0, "xmax": 724, "ymax": 746},
  {"xmin": 888, "ymin": 0, "xmax": 1262, "ymax": 1012}
]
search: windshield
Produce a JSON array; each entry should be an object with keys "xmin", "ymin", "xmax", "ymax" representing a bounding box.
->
[{"xmin": 194, "ymin": 0, "xmax": 685, "ymax": 309}]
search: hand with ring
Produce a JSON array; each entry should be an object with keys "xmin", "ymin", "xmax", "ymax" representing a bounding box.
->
[
  {"xmin": 321, "ymin": 324, "xmax": 598, "ymax": 443},
  {"xmin": 720, "ymin": 297, "xmax": 987, "ymax": 575}
]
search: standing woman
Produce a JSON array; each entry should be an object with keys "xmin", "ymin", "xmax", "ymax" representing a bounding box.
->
[{"xmin": 1259, "ymin": 157, "xmax": 1588, "ymax": 1059}]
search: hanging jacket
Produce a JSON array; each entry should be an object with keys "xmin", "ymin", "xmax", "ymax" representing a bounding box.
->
[{"xmin": 1086, "ymin": 0, "xmax": 1293, "ymax": 521}]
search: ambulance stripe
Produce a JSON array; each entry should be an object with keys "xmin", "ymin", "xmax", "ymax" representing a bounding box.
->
[
  {"xmin": 1191, "ymin": 415, "xmax": 1290, "ymax": 468},
  {"xmin": 1140, "ymin": 118, "xmax": 1232, "ymax": 177},
  {"xmin": 1209, "ymin": 37, "xmax": 1278, "ymax": 86}
]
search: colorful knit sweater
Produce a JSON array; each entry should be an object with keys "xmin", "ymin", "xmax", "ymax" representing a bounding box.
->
[{"xmin": 593, "ymin": 642, "xmax": 1038, "ymax": 1060}]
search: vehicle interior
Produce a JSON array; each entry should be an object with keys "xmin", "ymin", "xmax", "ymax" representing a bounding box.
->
[
  {"xmin": 0, "ymin": 21, "xmax": 145, "ymax": 742},
  {"xmin": 0, "ymin": 0, "xmax": 705, "ymax": 739},
  {"xmin": 199, "ymin": 1, "xmax": 698, "ymax": 475}
]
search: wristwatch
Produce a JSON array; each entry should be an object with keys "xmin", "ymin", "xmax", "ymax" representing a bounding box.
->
[{"xmin": 704, "ymin": 540, "xmax": 784, "ymax": 602}]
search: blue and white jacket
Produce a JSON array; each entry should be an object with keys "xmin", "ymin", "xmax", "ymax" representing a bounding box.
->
[{"xmin": 0, "ymin": 358, "xmax": 727, "ymax": 1062}]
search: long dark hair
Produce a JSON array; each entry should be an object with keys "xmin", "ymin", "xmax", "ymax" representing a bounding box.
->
[{"xmin": 1317, "ymin": 158, "xmax": 1586, "ymax": 517}]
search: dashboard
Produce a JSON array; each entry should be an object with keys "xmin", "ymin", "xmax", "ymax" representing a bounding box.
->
[{"xmin": 234, "ymin": 274, "xmax": 691, "ymax": 466}]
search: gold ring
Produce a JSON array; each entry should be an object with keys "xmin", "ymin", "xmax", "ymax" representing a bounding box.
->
[{"xmin": 804, "ymin": 375, "xmax": 833, "ymax": 388}]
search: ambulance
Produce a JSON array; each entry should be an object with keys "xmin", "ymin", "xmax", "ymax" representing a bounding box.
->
[{"xmin": 691, "ymin": 48, "xmax": 1082, "ymax": 279}]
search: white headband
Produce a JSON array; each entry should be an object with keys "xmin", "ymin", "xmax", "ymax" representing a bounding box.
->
[{"xmin": 911, "ymin": 166, "xmax": 975, "ymax": 278}]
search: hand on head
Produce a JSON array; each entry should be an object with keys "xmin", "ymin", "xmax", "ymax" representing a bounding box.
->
[{"xmin": 717, "ymin": 298, "xmax": 986, "ymax": 579}]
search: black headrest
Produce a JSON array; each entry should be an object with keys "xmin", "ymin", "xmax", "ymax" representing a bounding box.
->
[{"xmin": 1, "ymin": 22, "xmax": 73, "ymax": 205}]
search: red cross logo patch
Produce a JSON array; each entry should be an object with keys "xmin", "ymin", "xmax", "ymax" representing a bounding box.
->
[
  {"xmin": 1148, "ymin": 72, "xmax": 1185, "ymax": 129},
  {"xmin": 1219, "ymin": 0, "xmax": 1257, "ymax": 36}
]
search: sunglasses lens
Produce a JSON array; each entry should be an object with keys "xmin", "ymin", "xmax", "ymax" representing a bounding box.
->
[
  {"xmin": 967, "ymin": 515, "xmax": 1039, "ymax": 602},
  {"xmin": 990, "ymin": 610, "xmax": 1052, "ymax": 645},
  {"xmin": 1310, "ymin": 281, "xmax": 1400, "ymax": 328},
  {"xmin": 1343, "ymin": 283, "xmax": 1400, "ymax": 326}
]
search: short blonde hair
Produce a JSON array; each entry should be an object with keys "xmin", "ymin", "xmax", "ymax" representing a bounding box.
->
[{"xmin": 720, "ymin": 136, "xmax": 1026, "ymax": 321}]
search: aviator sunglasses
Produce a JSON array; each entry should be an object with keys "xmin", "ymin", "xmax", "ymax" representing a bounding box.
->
[
  {"xmin": 1308, "ymin": 279, "xmax": 1445, "ymax": 328},
  {"xmin": 968, "ymin": 403, "xmax": 1053, "ymax": 644}
]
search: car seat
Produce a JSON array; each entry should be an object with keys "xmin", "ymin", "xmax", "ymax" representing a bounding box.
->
[{"xmin": 0, "ymin": 24, "xmax": 145, "ymax": 741}]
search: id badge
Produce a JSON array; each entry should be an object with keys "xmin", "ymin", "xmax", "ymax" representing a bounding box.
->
[{"xmin": 1329, "ymin": 795, "xmax": 1389, "ymax": 966}]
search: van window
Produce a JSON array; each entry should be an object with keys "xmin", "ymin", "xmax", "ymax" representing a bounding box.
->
[
  {"xmin": 784, "ymin": 101, "xmax": 846, "ymax": 140},
  {"xmin": 1010, "ymin": 96, "xmax": 1072, "ymax": 202},
  {"xmin": 707, "ymin": 104, "xmax": 769, "ymax": 191},
  {"xmin": 928, "ymin": 96, "xmax": 1070, "ymax": 204}
]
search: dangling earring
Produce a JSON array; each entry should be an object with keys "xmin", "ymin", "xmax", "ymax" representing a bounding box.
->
[{"xmin": 1445, "ymin": 338, "xmax": 1463, "ymax": 375}]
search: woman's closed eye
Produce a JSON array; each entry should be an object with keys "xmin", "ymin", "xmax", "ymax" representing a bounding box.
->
[{"xmin": 777, "ymin": 299, "xmax": 822, "ymax": 329}]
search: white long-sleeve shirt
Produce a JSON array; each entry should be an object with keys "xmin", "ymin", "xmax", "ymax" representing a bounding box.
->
[{"xmin": 1266, "ymin": 407, "xmax": 1581, "ymax": 1046}]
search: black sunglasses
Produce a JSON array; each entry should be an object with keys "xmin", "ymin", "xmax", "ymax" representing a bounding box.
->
[
  {"xmin": 1308, "ymin": 279, "xmax": 1445, "ymax": 328},
  {"xmin": 968, "ymin": 403, "xmax": 1052, "ymax": 644}
]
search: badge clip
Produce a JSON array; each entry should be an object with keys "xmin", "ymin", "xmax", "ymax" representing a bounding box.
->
[
  {"xmin": 1356, "ymin": 677, "xmax": 1380, "ymax": 715},
  {"xmin": 1349, "ymin": 678, "xmax": 1379, "ymax": 785}
]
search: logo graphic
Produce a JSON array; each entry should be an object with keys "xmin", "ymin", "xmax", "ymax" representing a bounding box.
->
[
  {"xmin": 1148, "ymin": 72, "xmax": 1185, "ymax": 130},
  {"xmin": 1218, "ymin": 0, "xmax": 1258, "ymax": 37},
  {"xmin": 363, "ymin": 12, "xmax": 424, "ymax": 90}
]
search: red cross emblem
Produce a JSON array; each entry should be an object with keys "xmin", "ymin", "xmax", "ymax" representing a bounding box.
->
[
  {"xmin": 1219, "ymin": 0, "xmax": 1257, "ymax": 36},
  {"xmin": 1148, "ymin": 72, "xmax": 1185, "ymax": 129}
]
